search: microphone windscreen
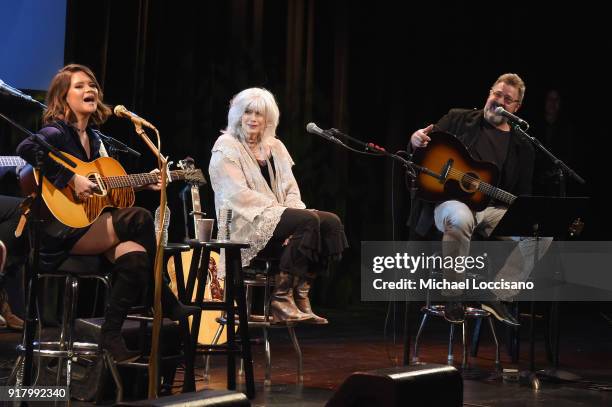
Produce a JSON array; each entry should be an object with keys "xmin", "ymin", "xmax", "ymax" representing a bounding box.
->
[
  {"xmin": 114, "ymin": 105, "xmax": 128, "ymax": 117},
  {"xmin": 306, "ymin": 122, "xmax": 318, "ymax": 133}
]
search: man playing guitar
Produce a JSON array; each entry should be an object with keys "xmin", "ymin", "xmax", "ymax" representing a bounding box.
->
[{"xmin": 409, "ymin": 73, "xmax": 536, "ymax": 325}]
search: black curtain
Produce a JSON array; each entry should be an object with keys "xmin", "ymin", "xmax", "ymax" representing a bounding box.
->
[{"xmin": 2, "ymin": 1, "xmax": 608, "ymax": 307}]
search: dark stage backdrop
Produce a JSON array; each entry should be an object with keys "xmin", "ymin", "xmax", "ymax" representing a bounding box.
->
[{"xmin": 1, "ymin": 1, "xmax": 608, "ymax": 307}]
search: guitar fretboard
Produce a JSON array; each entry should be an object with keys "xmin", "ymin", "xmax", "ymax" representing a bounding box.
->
[
  {"xmin": 448, "ymin": 168, "xmax": 516, "ymax": 205},
  {"xmin": 102, "ymin": 171, "xmax": 185, "ymax": 189},
  {"xmin": 0, "ymin": 156, "xmax": 26, "ymax": 167},
  {"xmin": 477, "ymin": 182, "xmax": 516, "ymax": 205}
]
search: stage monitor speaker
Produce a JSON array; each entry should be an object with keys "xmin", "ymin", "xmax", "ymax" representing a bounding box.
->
[
  {"xmin": 115, "ymin": 389, "xmax": 250, "ymax": 406},
  {"xmin": 326, "ymin": 363, "xmax": 462, "ymax": 407}
]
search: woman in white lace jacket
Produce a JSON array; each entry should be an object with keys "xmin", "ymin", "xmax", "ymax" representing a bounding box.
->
[{"xmin": 209, "ymin": 88, "xmax": 348, "ymax": 324}]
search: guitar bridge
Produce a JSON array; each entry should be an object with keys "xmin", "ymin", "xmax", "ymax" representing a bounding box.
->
[{"xmin": 439, "ymin": 159, "xmax": 453, "ymax": 183}]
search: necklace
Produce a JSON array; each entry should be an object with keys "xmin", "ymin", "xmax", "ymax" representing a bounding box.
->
[{"xmin": 71, "ymin": 123, "xmax": 87, "ymax": 133}]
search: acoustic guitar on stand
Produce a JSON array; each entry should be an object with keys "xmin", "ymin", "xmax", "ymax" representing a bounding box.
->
[
  {"xmin": 167, "ymin": 158, "xmax": 233, "ymax": 345},
  {"xmin": 411, "ymin": 131, "xmax": 516, "ymax": 211}
]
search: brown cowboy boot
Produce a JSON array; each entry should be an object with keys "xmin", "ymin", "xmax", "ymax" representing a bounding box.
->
[
  {"xmin": 0, "ymin": 296, "xmax": 24, "ymax": 331},
  {"xmin": 293, "ymin": 277, "xmax": 328, "ymax": 324},
  {"xmin": 0, "ymin": 283, "xmax": 23, "ymax": 330},
  {"xmin": 270, "ymin": 272, "xmax": 312, "ymax": 323}
]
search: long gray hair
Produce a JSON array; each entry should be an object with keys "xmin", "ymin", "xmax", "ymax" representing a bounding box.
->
[{"xmin": 224, "ymin": 87, "xmax": 280, "ymax": 143}]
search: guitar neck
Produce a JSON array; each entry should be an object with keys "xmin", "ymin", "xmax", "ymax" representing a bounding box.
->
[
  {"xmin": 0, "ymin": 156, "xmax": 26, "ymax": 167},
  {"xmin": 447, "ymin": 168, "xmax": 516, "ymax": 205},
  {"xmin": 476, "ymin": 181, "xmax": 516, "ymax": 205},
  {"xmin": 103, "ymin": 170, "xmax": 185, "ymax": 189},
  {"xmin": 191, "ymin": 184, "xmax": 203, "ymax": 239}
]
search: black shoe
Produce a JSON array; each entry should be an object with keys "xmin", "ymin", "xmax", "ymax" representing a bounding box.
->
[
  {"xmin": 161, "ymin": 284, "xmax": 200, "ymax": 321},
  {"xmin": 100, "ymin": 331, "xmax": 140, "ymax": 363},
  {"xmin": 444, "ymin": 302, "xmax": 465, "ymax": 324},
  {"xmin": 163, "ymin": 302, "xmax": 201, "ymax": 321},
  {"xmin": 482, "ymin": 301, "xmax": 519, "ymax": 326}
]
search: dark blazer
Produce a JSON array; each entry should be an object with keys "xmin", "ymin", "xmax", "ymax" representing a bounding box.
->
[
  {"xmin": 17, "ymin": 120, "xmax": 104, "ymax": 189},
  {"xmin": 409, "ymin": 108, "xmax": 535, "ymax": 237}
]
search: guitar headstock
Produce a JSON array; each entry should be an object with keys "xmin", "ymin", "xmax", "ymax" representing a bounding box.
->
[
  {"xmin": 178, "ymin": 157, "xmax": 206, "ymax": 185},
  {"xmin": 178, "ymin": 157, "xmax": 195, "ymax": 170}
]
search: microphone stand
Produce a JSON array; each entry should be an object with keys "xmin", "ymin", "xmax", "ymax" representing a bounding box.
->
[
  {"xmin": 328, "ymin": 128, "xmax": 440, "ymax": 178},
  {"xmin": 513, "ymin": 124, "xmax": 584, "ymax": 186},
  {"xmin": 512, "ymin": 123, "xmax": 585, "ymax": 386},
  {"xmin": 124, "ymin": 119, "xmax": 166, "ymax": 399},
  {"xmin": 0, "ymin": 111, "xmax": 76, "ymax": 389},
  {"xmin": 326, "ymin": 128, "xmax": 440, "ymax": 366},
  {"xmin": 96, "ymin": 132, "xmax": 142, "ymax": 159},
  {"xmin": 4, "ymin": 93, "xmax": 141, "ymax": 160}
]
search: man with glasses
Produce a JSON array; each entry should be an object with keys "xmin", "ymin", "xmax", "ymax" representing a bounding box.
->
[{"xmin": 409, "ymin": 73, "xmax": 534, "ymax": 325}]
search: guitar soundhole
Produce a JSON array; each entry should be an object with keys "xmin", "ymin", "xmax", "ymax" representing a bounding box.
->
[
  {"xmin": 459, "ymin": 172, "xmax": 480, "ymax": 193},
  {"xmin": 87, "ymin": 174, "xmax": 105, "ymax": 195}
]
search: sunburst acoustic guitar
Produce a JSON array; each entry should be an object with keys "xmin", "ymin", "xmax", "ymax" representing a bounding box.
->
[
  {"xmin": 411, "ymin": 131, "xmax": 517, "ymax": 211},
  {"xmin": 19, "ymin": 152, "xmax": 204, "ymax": 228}
]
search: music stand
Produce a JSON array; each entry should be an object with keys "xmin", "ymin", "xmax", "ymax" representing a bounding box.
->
[
  {"xmin": 492, "ymin": 196, "xmax": 588, "ymax": 238},
  {"xmin": 490, "ymin": 195, "xmax": 589, "ymax": 389}
]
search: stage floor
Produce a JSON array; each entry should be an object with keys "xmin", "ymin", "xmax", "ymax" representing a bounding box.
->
[{"xmin": 1, "ymin": 304, "xmax": 611, "ymax": 406}]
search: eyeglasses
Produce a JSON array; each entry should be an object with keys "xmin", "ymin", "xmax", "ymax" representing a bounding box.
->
[{"xmin": 489, "ymin": 89, "xmax": 520, "ymax": 105}]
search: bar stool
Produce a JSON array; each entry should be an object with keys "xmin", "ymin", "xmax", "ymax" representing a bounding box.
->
[
  {"xmin": 206, "ymin": 256, "xmax": 304, "ymax": 386},
  {"xmin": 184, "ymin": 239, "xmax": 255, "ymax": 399},
  {"xmin": 9, "ymin": 255, "xmax": 117, "ymax": 391},
  {"xmin": 412, "ymin": 304, "xmax": 501, "ymax": 370}
]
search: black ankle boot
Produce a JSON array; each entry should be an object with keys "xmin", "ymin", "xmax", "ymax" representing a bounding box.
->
[
  {"xmin": 161, "ymin": 284, "xmax": 200, "ymax": 321},
  {"xmin": 100, "ymin": 252, "xmax": 148, "ymax": 363}
]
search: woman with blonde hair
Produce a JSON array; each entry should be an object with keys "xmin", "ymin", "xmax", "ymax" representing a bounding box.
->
[{"xmin": 209, "ymin": 88, "xmax": 348, "ymax": 324}]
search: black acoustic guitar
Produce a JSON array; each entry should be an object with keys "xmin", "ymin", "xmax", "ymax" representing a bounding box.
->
[{"xmin": 411, "ymin": 131, "xmax": 516, "ymax": 211}]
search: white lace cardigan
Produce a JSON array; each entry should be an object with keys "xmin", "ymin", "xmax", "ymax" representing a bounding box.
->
[{"xmin": 208, "ymin": 133, "xmax": 306, "ymax": 276}]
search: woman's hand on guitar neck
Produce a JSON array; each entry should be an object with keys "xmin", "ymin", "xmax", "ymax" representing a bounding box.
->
[
  {"xmin": 410, "ymin": 124, "xmax": 433, "ymax": 149},
  {"xmin": 135, "ymin": 168, "xmax": 162, "ymax": 191},
  {"xmin": 70, "ymin": 174, "xmax": 97, "ymax": 201}
]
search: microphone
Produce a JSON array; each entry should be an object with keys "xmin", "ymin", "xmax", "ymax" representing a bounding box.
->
[
  {"xmin": 494, "ymin": 106, "xmax": 529, "ymax": 129},
  {"xmin": 114, "ymin": 105, "xmax": 157, "ymax": 130},
  {"xmin": 306, "ymin": 122, "xmax": 343, "ymax": 144},
  {"xmin": 0, "ymin": 79, "xmax": 46, "ymax": 108},
  {"xmin": 306, "ymin": 122, "xmax": 332, "ymax": 137}
]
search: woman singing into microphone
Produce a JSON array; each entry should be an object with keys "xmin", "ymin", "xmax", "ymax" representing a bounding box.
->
[{"xmin": 17, "ymin": 64, "xmax": 197, "ymax": 362}]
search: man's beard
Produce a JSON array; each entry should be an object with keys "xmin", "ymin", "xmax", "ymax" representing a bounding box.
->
[{"xmin": 484, "ymin": 106, "xmax": 505, "ymax": 126}]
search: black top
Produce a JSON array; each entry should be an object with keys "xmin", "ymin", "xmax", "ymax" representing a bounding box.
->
[
  {"xmin": 259, "ymin": 155, "xmax": 276, "ymax": 190},
  {"xmin": 17, "ymin": 120, "xmax": 103, "ymax": 189},
  {"xmin": 471, "ymin": 121, "xmax": 511, "ymax": 171}
]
